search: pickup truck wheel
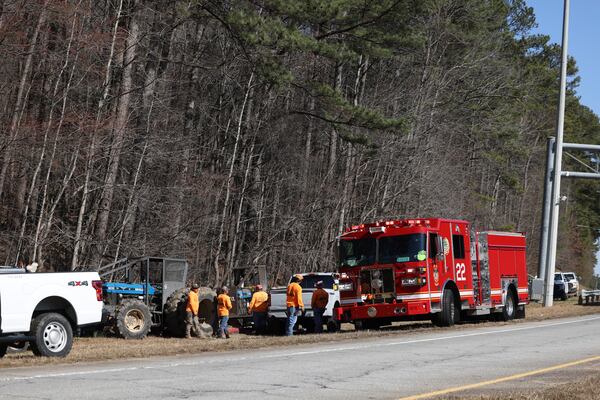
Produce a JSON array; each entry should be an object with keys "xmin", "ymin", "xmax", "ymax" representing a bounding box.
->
[
  {"xmin": 267, "ymin": 317, "xmax": 285, "ymax": 335},
  {"xmin": 30, "ymin": 313, "xmax": 73, "ymax": 357},
  {"xmin": 115, "ymin": 300, "xmax": 152, "ymax": 339},
  {"xmin": 560, "ymin": 291, "xmax": 568, "ymax": 301},
  {"xmin": 0, "ymin": 344, "xmax": 7, "ymax": 358},
  {"xmin": 327, "ymin": 319, "xmax": 339, "ymax": 333}
]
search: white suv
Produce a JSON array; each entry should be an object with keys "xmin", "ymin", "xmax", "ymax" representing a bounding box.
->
[{"xmin": 562, "ymin": 272, "xmax": 579, "ymax": 296}]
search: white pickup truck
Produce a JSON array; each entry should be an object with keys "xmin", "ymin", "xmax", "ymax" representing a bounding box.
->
[
  {"xmin": 0, "ymin": 267, "xmax": 103, "ymax": 357},
  {"xmin": 268, "ymin": 272, "xmax": 340, "ymax": 333}
]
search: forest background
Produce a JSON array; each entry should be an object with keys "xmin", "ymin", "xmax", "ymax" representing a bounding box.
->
[{"xmin": 0, "ymin": 0, "xmax": 598, "ymax": 286}]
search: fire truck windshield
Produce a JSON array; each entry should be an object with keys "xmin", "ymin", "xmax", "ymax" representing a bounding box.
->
[
  {"xmin": 379, "ymin": 234, "xmax": 426, "ymax": 263},
  {"xmin": 340, "ymin": 234, "xmax": 426, "ymax": 267},
  {"xmin": 339, "ymin": 238, "xmax": 376, "ymax": 267}
]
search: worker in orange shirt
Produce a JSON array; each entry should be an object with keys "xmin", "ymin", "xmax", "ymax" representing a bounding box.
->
[
  {"xmin": 285, "ymin": 274, "xmax": 304, "ymax": 336},
  {"xmin": 311, "ymin": 281, "xmax": 329, "ymax": 333},
  {"xmin": 217, "ymin": 286, "xmax": 233, "ymax": 339},
  {"xmin": 248, "ymin": 284, "xmax": 269, "ymax": 334},
  {"xmin": 185, "ymin": 284, "xmax": 201, "ymax": 338}
]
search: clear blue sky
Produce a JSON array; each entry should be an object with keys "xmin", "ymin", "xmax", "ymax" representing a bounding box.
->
[
  {"xmin": 526, "ymin": 0, "xmax": 600, "ymax": 276},
  {"xmin": 527, "ymin": 0, "xmax": 600, "ymax": 115}
]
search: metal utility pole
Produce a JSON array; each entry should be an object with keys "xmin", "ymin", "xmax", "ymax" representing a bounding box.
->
[
  {"xmin": 538, "ymin": 137, "xmax": 555, "ymax": 281},
  {"xmin": 543, "ymin": 0, "xmax": 570, "ymax": 307}
]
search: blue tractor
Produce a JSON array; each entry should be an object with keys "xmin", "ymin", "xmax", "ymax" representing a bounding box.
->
[{"xmin": 99, "ymin": 257, "xmax": 215, "ymax": 339}]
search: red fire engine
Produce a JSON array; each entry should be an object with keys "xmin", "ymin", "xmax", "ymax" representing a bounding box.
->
[{"xmin": 334, "ymin": 218, "xmax": 528, "ymax": 328}]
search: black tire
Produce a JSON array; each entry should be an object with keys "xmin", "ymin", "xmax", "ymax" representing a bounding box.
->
[
  {"xmin": 267, "ymin": 317, "xmax": 285, "ymax": 335},
  {"xmin": 561, "ymin": 291, "xmax": 568, "ymax": 301},
  {"xmin": 327, "ymin": 319, "xmax": 340, "ymax": 333},
  {"xmin": 500, "ymin": 290, "xmax": 517, "ymax": 321},
  {"xmin": 354, "ymin": 320, "xmax": 366, "ymax": 330},
  {"xmin": 29, "ymin": 313, "xmax": 73, "ymax": 357},
  {"xmin": 303, "ymin": 319, "xmax": 315, "ymax": 333},
  {"xmin": 0, "ymin": 344, "xmax": 7, "ymax": 358},
  {"xmin": 115, "ymin": 300, "xmax": 152, "ymax": 339},
  {"xmin": 432, "ymin": 288, "xmax": 458, "ymax": 327},
  {"xmin": 355, "ymin": 319, "xmax": 381, "ymax": 330},
  {"xmin": 515, "ymin": 305, "xmax": 526, "ymax": 320},
  {"xmin": 164, "ymin": 287, "xmax": 216, "ymax": 337}
]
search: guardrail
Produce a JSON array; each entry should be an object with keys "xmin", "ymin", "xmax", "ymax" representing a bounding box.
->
[{"xmin": 578, "ymin": 289, "xmax": 600, "ymax": 305}]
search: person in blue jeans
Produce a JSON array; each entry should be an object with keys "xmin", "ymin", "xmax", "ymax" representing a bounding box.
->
[
  {"xmin": 311, "ymin": 280, "xmax": 329, "ymax": 333},
  {"xmin": 285, "ymin": 275, "xmax": 304, "ymax": 336},
  {"xmin": 217, "ymin": 286, "xmax": 232, "ymax": 338}
]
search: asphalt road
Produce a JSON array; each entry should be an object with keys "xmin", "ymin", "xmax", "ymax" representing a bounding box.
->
[{"xmin": 2, "ymin": 315, "xmax": 600, "ymax": 400}]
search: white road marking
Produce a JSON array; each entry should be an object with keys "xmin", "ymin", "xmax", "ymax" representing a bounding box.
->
[{"xmin": 2, "ymin": 315, "xmax": 600, "ymax": 382}]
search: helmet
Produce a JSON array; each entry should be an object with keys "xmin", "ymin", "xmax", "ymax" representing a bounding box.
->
[
  {"xmin": 191, "ymin": 283, "xmax": 199, "ymax": 289},
  {"xmin": 293, "ymin": 274, "xmax": 304, "ymax": 281}
]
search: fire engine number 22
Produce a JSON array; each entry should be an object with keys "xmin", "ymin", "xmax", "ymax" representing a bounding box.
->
[{"xmin": 334, "ymin": 218, "xmax": 529, "ymax": 329}]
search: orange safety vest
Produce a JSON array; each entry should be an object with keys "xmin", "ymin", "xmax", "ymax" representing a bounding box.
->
[
  {"xmin": 217, "ymin": 293, "xmax": 232, "ymax": 317},
  {"xmin": 186, "ymin": 290, "xmax": 199, "ymax": 315},
  {"xmin": 286, "ymin": 282, "xmax": 304, "ymax": 308},
  {"xmin": 248, "ymin": 291, "xmax": 269, "ymax": 313}
]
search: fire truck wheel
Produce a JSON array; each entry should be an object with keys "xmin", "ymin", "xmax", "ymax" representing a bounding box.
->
[
  {"xmin": 500, "ymin": 290, "xmax": 517, "ymax": 321},
  {"xmin": 434, "ymin": 288, "xmax": 459, "ymax": 327}
]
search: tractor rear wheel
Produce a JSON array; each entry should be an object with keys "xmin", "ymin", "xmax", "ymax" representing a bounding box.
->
[
  {"xmin": 115, "ymin": 300, "xmax": 152, "ymax": 339},
  {"xmin": 164, "ymin": 287, "xmax": 216, "ymax": 337}
]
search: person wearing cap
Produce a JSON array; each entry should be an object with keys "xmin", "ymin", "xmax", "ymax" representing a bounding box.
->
[
  {"xmin": 248, "ymin": 284, "xmax": 269, "ymax": 334},
  {"xmin": 311, "ymin": 281, "xmax": 329, "ymax": 333},
  {"xmin": 185, "ymin": 284, "xmax": 201, "ymax": 338},
  {"xmin": 217, "ymin": 286, "xmax": 233, "ymax": 338},
  {"xmin": 285, "ymin": 274, "xmax": 304, "ymax": 336}
]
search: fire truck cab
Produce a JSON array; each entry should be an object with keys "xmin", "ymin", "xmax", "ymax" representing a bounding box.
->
[{"xmin": 335, "ymin": 218, "xmax": 528, "ymax": 328}]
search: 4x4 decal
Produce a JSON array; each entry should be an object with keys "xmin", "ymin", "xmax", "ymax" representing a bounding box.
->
[{"xmin": 68, "ymin": 280, "xmax": 88, "ymax": 287}]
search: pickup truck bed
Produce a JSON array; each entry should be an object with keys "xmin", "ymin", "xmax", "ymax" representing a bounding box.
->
[{"xmin": 268, "ymin": 273, "xmax": 340, "ymax": 333}]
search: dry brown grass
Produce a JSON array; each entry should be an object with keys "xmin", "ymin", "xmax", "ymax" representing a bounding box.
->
[
  {"xmin": 441, "ymin": 370, "xmax": 600, "ymax": 399},
  {"xmin": 2, "ymin": 297, "xmax": 599, "ymax": 369}
]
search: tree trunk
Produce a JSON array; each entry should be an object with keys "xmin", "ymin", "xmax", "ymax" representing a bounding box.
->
[
  {"xmin": 213, "ymin": 72, "xmax": 254, "ymax": 286},
  {"xmin": 0, "ymin": 0, "xmax": 49, "ymax": 201},
  {"xmin": 94, "ymin": 4, "xmax": 141, "ymax": 265},
  {"xmin": 72, "ymin": 0, "xmax": 124, "ymax": 270}
]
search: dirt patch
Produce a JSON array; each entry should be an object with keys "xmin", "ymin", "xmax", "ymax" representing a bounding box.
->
[{"xmin": 1, "ymin": 298, "xmax": 599, "ymax": 369}]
